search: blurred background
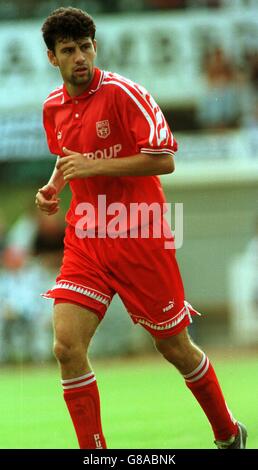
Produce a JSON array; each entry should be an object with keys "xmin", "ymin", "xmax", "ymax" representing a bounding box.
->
[{"xmin": 0, "ymin": 0, "xmax": 258, "ymax": 365}]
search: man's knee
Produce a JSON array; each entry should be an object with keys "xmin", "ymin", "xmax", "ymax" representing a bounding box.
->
[
  {"xmin": 52, "ymin": 302, "xmax": 100, "ymax": 365},
  {"xmin": 155, "ymin": 339, "xmax": 186, "ymax": 365},
  {"xmin": 154, "ymin": 329, "xmax": 192, "ymax": 364},
  {"xmin": 53, "ymin": 339, "xmax": 86, "ymax": 365},
  {"xmin": 154, "ymin": 328, "xmax": 203, "ymax": 373}
]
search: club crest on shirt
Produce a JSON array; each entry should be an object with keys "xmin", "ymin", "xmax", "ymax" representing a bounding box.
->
[{"xmin": 96, "ymin": 120, "xmax": 110, "ymax": 139}]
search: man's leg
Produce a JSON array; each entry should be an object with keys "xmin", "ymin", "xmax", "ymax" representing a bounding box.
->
[
  {"xmin": 53, "ymin": 301, "xmax": 106, "ymax": 449},
  {"xmin": 154, "ymin": 328, "xmax": 240, "ymax": 445}
]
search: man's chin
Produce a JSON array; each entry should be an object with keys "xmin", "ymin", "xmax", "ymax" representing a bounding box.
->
[{"xmin": 71, "ymin": 76, "xmax": 91, "ymax": 86}]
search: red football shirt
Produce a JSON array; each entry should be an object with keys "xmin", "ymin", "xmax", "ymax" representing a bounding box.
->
[{"xmin": 43, "ymin": 68, "xmax": 178, "ymax": 232}]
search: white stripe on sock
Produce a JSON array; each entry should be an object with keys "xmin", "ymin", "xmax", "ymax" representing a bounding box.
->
[
  {"xmin": 62, "ymin": 376, "xmax": 96, "ymax": 390},
  {"xmin": 185, "ymin": 358, "xmax": 210, "ymax": 383},
  {"xmin": 183, "ymin": 353, "xmax": 206, "ymax": 379},
  {"xmin": 61, "ymin": 371, "xmax": 94, "ymax": 385}
]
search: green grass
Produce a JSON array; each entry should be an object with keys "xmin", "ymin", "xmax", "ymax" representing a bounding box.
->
[{"xmin": 0, "ymin": 353, "xmax": 257, "ymax": 449}]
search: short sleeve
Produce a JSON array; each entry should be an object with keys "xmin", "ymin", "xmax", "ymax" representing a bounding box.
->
[
  {"xmin": 43, "ymin": 106, "xmax": 60, "ymax": 156},
  {"xmin": 121, "ymin": 82, "xmax": 178, "ymax": 157}
]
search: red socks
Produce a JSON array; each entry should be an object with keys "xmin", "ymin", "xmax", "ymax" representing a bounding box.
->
[
  {"xmin": 62, "ymin": 371, "xmax": 106, "ymax": 449},
  {"xmin": 184, "ymin": 353, "xmax": 239, "ymax": 441},
  {"xmin": 62, "ymin": 357, "xmax": 238, "ymax": 447}
]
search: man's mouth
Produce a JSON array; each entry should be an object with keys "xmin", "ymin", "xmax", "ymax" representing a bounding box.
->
[{"xmin": 74, "ymin": 67, "xmax": 88, "ymax": 75}]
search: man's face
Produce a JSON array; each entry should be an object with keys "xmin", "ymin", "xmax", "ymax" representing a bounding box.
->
[{"xmin": 48, "ymin": 37, "xmax": 97, "ymax": 89}]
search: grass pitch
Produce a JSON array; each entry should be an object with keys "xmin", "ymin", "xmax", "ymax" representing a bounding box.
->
[{"xmin": 0, "ymin": 352, "xmax": 257, "ymax": 449}]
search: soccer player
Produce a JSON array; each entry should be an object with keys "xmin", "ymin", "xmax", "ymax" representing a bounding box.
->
[{"xmin": 36, "ymin": 7, "xmax": 247, "ymax": 449}]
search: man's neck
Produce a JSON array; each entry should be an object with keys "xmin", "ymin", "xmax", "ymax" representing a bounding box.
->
[{"xmin": 65, "ymin": 81, "xmax": 90, "ymax": 97}]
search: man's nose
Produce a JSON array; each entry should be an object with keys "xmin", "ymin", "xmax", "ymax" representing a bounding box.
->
[{"xmin": 74, "ymin": 50, "xmax": 85, "ymax": 63}]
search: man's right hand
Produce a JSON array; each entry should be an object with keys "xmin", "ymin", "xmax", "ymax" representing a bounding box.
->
[{"xmin": 35, "ymin": 184, "xmax": 60, "ymax": 215}]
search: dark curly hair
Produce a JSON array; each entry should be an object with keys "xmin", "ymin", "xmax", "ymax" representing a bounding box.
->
[{"xmin": 42, "ymin": 7, "xmax": 96, "ymax": 52}]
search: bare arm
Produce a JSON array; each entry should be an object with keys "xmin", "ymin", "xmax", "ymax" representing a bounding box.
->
[
  {"xmin": 47, "ymin": 156, "xmax": 67, "ymax": 193},
  {"xmin": 35, "ymin": 157, "xmax": 67, "ymax": 215},
  {"xmin": 92, "ymin": 153, "xmax": 174, "ymax": 177},
  {"xmin": 56, "ymin": 147, "xmax": 175, "ymax": 181}
]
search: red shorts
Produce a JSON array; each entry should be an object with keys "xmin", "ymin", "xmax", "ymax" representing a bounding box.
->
[{"xmin": 42, "ymin": 222, "xmax": 199, "ymax": 338}]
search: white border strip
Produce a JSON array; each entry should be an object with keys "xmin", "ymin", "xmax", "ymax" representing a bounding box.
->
[
  {"xmin": 140, "ymin": 148, "xmax": 175, "ymax": 157},
  {"xmin": 44, "ymin": 91, "xmax": 63, "ymax": 104}
]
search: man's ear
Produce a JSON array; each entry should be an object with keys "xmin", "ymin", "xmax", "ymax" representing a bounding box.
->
[
  {"xmin": 93, "ymin": 39, "xmax": 97, "ymax": 54},
  {"xmin": 47, "ymin": 49, "xmax": 58, "ymax": 67}
]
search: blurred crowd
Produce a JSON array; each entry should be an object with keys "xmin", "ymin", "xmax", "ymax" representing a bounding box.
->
[
  {"xmin": 197, "ymin": 46, "xmax": 258, "ymax": 130},
  {"xmin": 0, "ymin": 208, "xmax": 64, "ymax": 364}
]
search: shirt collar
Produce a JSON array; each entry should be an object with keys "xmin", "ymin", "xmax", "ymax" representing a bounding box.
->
[{"xmin": 62, "ymin": 67, "xmax": 104, "ymax": 103}]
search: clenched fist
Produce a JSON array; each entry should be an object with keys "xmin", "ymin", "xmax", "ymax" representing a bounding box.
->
[{"xmin": 35, "ymin": 184, "xmax": 60, "ymax": 215}]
